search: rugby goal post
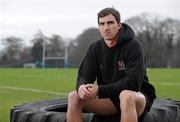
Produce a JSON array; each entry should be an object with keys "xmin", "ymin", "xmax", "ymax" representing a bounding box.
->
[{"xmin": 42, "ymin": 37, "xmax": 68, "ymax": 68}]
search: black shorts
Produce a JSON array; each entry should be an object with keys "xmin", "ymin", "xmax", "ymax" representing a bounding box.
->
[{"xmin": 110, "ymin": 92, "xmax": 154, "ymax": 121}]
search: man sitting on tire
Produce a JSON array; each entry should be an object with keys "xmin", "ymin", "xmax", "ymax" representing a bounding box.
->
[{"xmin": 67, "ymin": 7, "xmax": 156, "ymax": 122}]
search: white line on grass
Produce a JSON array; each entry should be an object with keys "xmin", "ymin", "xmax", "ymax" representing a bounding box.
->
[
  {"xmin": 161, "ymin": 83, "xmax": 180, "ymax": 86},
  {"xmin": 0, "ymin": 85, "xmax": 68, "ymax": 96}
]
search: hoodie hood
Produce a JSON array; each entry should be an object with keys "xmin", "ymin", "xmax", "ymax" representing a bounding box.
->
[{"xmin": 117, "ymin": 23, "xmax": 135, "ymax": 45}]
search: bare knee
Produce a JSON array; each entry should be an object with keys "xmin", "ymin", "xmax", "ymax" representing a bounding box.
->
[
  {"xmin": 68, "ymin": 91, "xmax": 81, "ymax": 102},
  {"xmin": 68, "ymin": 91, "xmax": 83, "ymax": 107},
  {"xmin": 67, "ymin": 91, "xmax": 84, "ymax": 122},
  {"xmin": 119, "ymin": 90, "xmax": 136, "ymax": 109}
]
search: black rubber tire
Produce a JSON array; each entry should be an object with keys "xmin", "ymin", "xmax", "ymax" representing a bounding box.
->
[{"xmin": 10, "ymin": 98, "xmax": 180, "ymax": 122}]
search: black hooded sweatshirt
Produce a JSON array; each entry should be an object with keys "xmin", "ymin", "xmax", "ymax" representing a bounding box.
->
[{"xmin": 76, "ymin": 23, "xmax": 156, "ymax": 101}]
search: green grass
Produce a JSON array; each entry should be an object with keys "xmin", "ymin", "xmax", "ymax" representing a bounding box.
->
[
  {"xmin": 0, "ymin": 68, "xmax": 77, "ymax": 122},
  {"xmin": 147, "ymin": 68, "xmax": 180, "ymax": 100},
  {"xmin": 0, "ymin": 68, "xmax": 180, "ymax": 122}
]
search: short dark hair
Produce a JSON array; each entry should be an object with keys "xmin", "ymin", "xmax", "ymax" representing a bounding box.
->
[{"xmin": 97, "ymin": 7, "xmax": 121, "ymax": 24}]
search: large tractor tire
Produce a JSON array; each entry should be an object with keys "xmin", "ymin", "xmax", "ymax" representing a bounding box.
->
[{"xmin": 10, "ymin": 98, "xmax": 180, "ymax": 122}]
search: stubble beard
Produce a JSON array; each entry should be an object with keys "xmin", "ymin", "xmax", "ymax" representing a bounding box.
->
[{"xmin": 104, "ymin": 31, "xmax": 119, "ymax": 42}]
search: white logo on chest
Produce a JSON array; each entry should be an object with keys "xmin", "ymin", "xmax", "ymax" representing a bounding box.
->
[{"xmin": 118, "ymin": 61, "xmax": 126, "ymax": 70}]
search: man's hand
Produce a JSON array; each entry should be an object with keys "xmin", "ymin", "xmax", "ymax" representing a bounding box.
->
[
  {"xmin": 78, "ymin": 84, "xmax": 98, "ymax": 100},
  {"xmin": 86, "ymin": 84, "xmax": 98, "ymax": 99}
]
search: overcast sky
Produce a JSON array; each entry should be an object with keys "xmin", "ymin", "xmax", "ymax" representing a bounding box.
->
[{"xmin": 0, "ymin": 0, "xmax": 180, "ymax": 46}]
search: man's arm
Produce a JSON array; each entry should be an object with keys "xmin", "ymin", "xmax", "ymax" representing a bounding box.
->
[{"xmin": 76, "ymin": 44, "xmax": 98, "ymax": 95}]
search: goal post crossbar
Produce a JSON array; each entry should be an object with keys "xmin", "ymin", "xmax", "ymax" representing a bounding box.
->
[{"xmin": 44, "ymin": 57, "xmax": 65, "ymax": 60}]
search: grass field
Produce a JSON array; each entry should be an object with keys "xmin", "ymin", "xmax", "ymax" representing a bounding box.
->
[{"xmin": 0, "ymin": 68, "xmax": 180, "ymax": 122}]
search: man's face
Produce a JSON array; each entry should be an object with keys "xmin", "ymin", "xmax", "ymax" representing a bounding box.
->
[{"xmin": 98, "ymin": 14, "xmax": 120, "ymax": 41}]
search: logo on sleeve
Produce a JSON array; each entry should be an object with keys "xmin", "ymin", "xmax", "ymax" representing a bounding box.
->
[{"xmin": 118, "ymin": 61, "xmax": 126, "ymax": 70}]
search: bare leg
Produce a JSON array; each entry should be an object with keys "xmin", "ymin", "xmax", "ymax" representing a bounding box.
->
[
  {"xmin": 67, "ymin": 91, "xmax": 84, "ymax": 122},
  {"xmin": 67, "ymin": 91, "xmax": 117, "ymax": 122},
  {"xmin": 119, "ymin": 90, "xmax": 146, "ymax": 122}
]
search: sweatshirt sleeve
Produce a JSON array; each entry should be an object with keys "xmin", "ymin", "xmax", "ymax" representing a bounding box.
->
[
  {"xmin": 76, "ymin": 44, "xmax": 97, "ymax": 92},
  {"xmin": 98, "ymin": 40, "xmax": 145, "ymax": 98}
]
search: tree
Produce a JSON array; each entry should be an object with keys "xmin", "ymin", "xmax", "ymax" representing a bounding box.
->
[
  {"xmin": 68, "ymin": 27, "xmax": 101, "ymax": 66},
  {"xmin": 31, "ymin": 31, "xmax": 45, "ymax": 67},
  {"xmin": 47, "ymin": 34, "xmax": 65, "ymax": 57},
  {"xmin": 31, "ymin": 31, "xmax": 66, "ymax": 67},
  {"xmin": 45, "ymin": 34, "xmax": 65, "ymax": 67},
  {"xmin": 125, "ymin": 13, "xmax": 180, "ymax": 67},
  {"xmin": 0, "ymin": 36, "xmax": 24, "ymax": 67},
  {"xmin": 20, "ymin": 46, "xmax": 34, "ymax": 64}
]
